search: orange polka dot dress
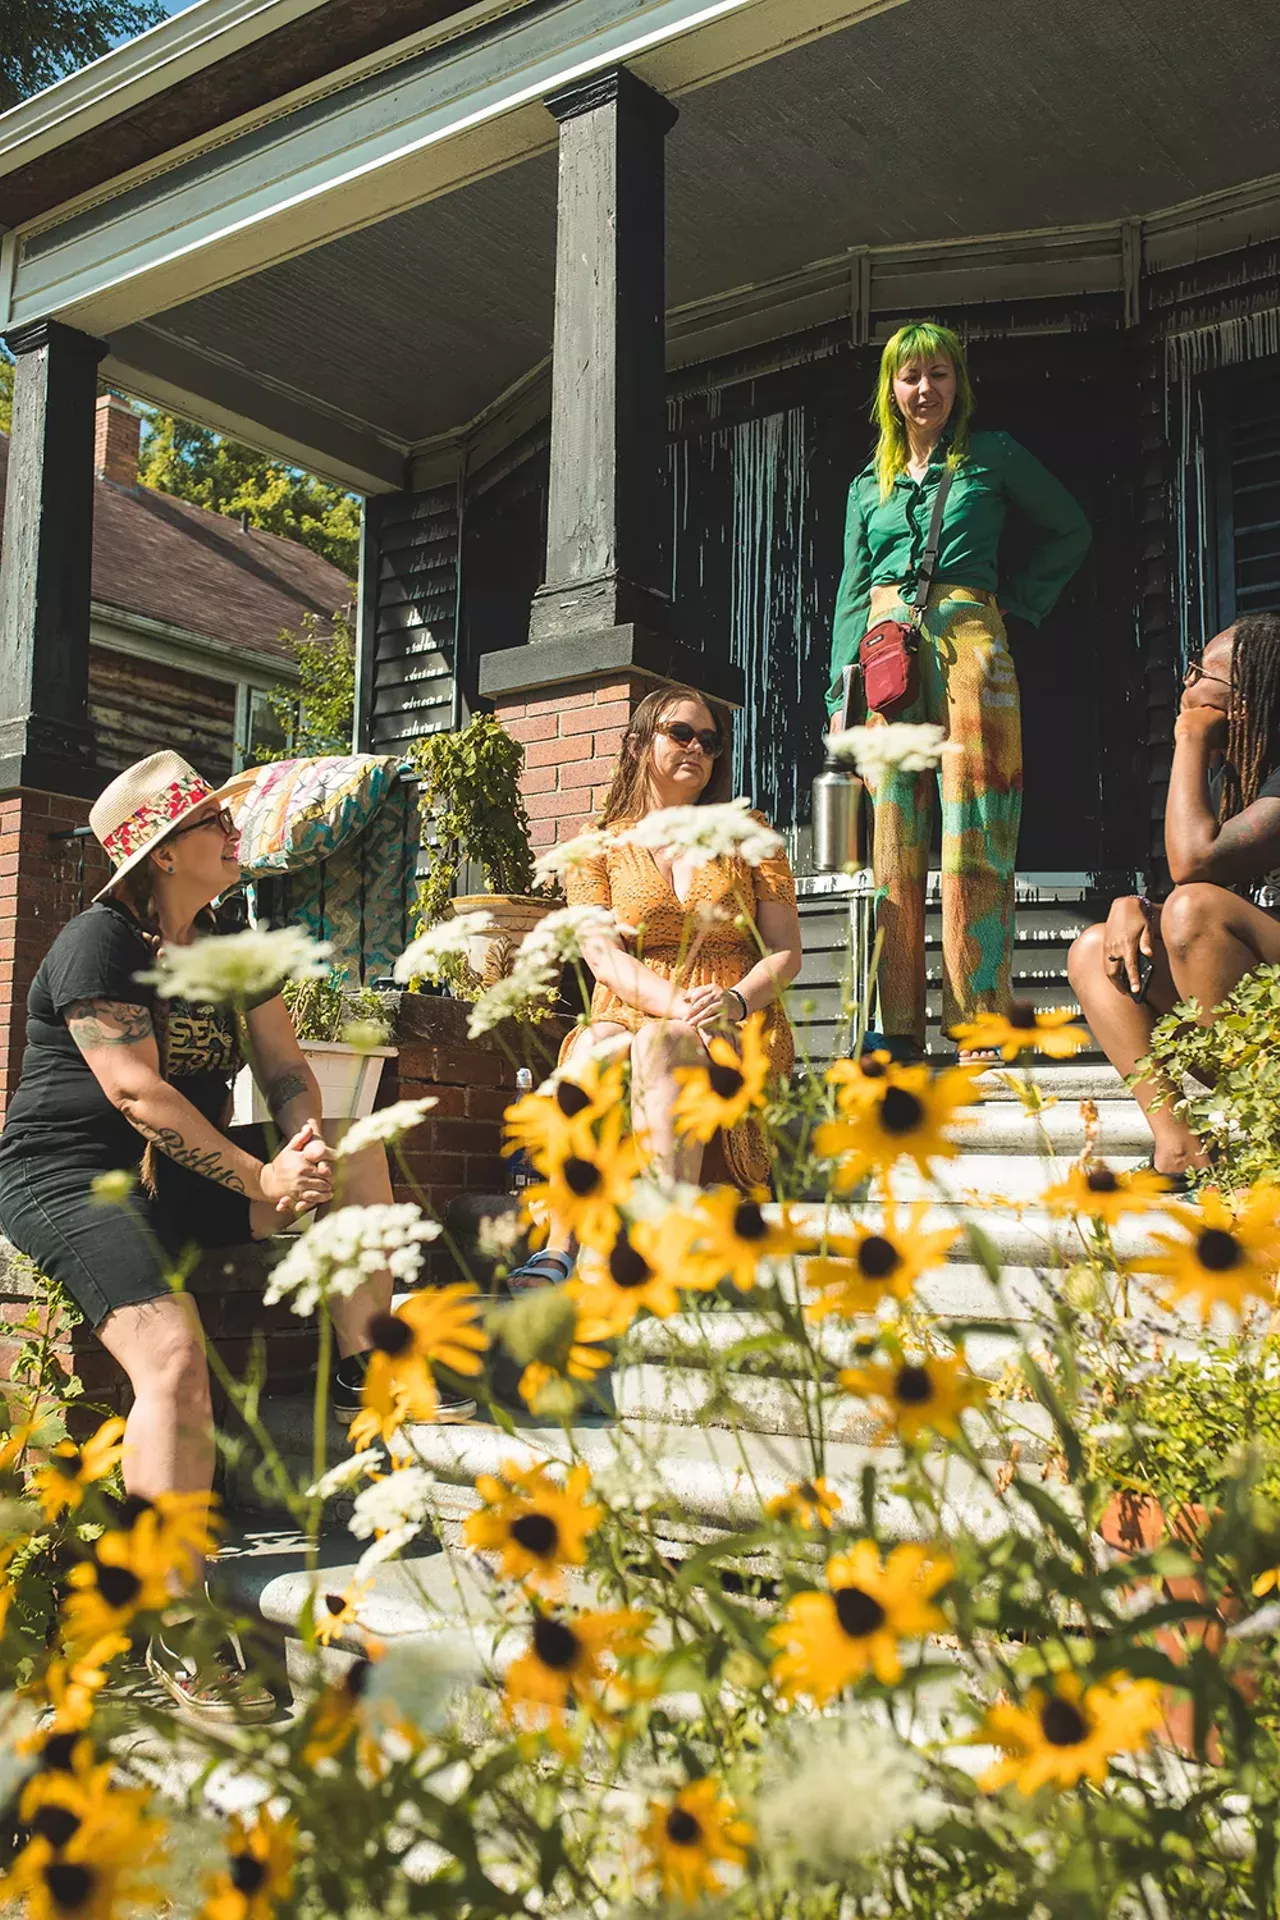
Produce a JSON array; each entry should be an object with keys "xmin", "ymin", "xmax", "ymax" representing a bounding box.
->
[{"xmin": 561, "ymin": 814, "xmax": 796, "ymax": 1190}]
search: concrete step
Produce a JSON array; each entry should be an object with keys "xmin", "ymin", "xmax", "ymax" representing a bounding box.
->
[
  {"xmin": 881, "ymin": 1150, "xmax": 1144, "ymax": 1204},
  {"xmin": 973, "ymin": 1062, "xmax": 1125, "ymax": 1100},
  {"xmin": 954, "ymin": 1100, "xmax": 1150, "ymax": 1156}
]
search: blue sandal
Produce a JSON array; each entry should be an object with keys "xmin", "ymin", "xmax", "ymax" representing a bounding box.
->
[{"xmin": 506, "ymin": 1249, "xmax": 574, "ymax": 1293}]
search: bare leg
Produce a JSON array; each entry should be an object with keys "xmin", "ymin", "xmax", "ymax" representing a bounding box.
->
[
  {"xmin": 97, "ymin": 1293, "xmax": 215, "ymax": 1583},
  {"xmin": 1067, "ymin": 921, "xmax": 1206, "ymax": 1175},
  {"xmin": 630, "ymin": 1019, "xmax": 706, "ymax": 1188},
  {"xmin": 1161, "ymin": 882, "xmax": 1280, "ymax": 1014},
  {"xmin": 322, "ymin": 1128, "xmax": 395, "ymax": 1356},
  {"xmin": 539, "ymin": 1023, "xmax": 632, "ymax": 1257}
]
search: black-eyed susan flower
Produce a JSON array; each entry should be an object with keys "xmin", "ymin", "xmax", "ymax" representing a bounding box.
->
[
  {"xmin": 840, "ymin": 1346, "xmax": 990, "ymax": 1446},
  {"xmin": 464, "ymin": 1460, "xmax": 601, "ymax": 1592},
  {"xmin": 349, "ymin": 1284, "xmax": 488, "ymax": 1448},
  {"xmin": 671, "ymin": 1012, "xmax": 771, "ymax": 1144},
  {"xmin": 60, "ymin": 1523, "xmax": 174, "ymax": 1652},
  {"xmin": 30, "ymin": 1418, "xmax": 126, "ymax": 1523},
  {"xmin": 201, "ymin": 1809, "xmax": 295, "ymax": 1920},
  {"xmin": 314, "ymin": 1582, "xmax": 369, "ymax": 1647},
  {"xmin": 949, "ymin": 1003, "xmax": 1090, "ymax": 1061},
  {"xmin": 112, "ymin": 1491, "xmax": 222, "ymax": 1588},
  {"xmin": 765, "ymin": 1477, "xmax": 842, "ymax": 1531},
  {"xmin": 503, "ymin": 1055, "xmax": 626, "ymax": 1174},
  {"xmin": 814, "ymin": 1063, "xmax": 982, "ymax": 1188},
  {"xmin": 300, "ymin": 1657, "xmax": 381, "ymax": 1768},
  {"xmin": 522, "ymin": 1109, "xmax": 643, "ymax": 1253},
  {"xmin": 4, "ymin": 1759, "xmax": 166, "ymax": 1920},
  {"xmin": 641, "ymin": 1777, "xmax": 753, "ymax": 1903},
  {"xmin": 568, "ymin": 1210, "xmax": 697, "ymax": 1334},
  {"xmin": 803, "ymin": 1206, "xmax": 959, "ymax": 1322},
  {"xmin": 768, "ymin": 1541, "xmax": 953, "ymax": 1701},
  {"xmin": 503, "ymin": 1606, "xmax": 651, "ymax": 1743},
  {"xmin": 825, "ymin": 1049, "xmax": 899, "ymax": 1117},
  {"xmin": 1128, "ymin": 1182, "xmax": 1280, "ymax": 1320},
  {"xmin": 1254, "ymin": 1565, "xmax": 1280, "ymax": 1597},
  {"xmin": 977, "ymin": 1669, "xmax": 1164, "ymax": 1794},
  {"xmin": 684, "ymin": 1187, "xmax": 804, "ymax": 1295},
  {"xmin": 1042, "ymin": 1160, "xmax": 1176, "ymax": 1223},
  {"xmin": 504, "ymin": 1291, "xmax": 613, "ymax": 1419}
]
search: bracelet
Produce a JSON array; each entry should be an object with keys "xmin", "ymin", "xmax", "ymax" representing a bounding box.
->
[{"xmin": 727, "ymin": 988, "xmax": 749, "ymax": 1022}]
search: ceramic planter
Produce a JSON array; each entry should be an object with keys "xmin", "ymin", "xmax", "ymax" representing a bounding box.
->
[
  {"xmin": 231, "ymin": 1038, "xmax": 396, "ymax": 1126},
  {"xmin": 449, "ymin": 892, "xmax": 553, "ymax": 987}
]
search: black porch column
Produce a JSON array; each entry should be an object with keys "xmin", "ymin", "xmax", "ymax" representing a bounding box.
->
[
  {"xmin": 528, "ymin": 66, "xmax": 677, "ymax": 650},
  {"xmin": 0, "ymin": 319, "xmax": 105, "ymax": 795}
]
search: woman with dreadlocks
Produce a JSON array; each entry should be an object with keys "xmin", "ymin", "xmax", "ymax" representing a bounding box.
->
[{"xmin": 1068, "ymin": 613, "xmax": 1280, "ymax": 1186}]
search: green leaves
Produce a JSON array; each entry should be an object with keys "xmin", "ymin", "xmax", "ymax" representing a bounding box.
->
[
  {"xmin": 1139, "ymin": 961, "xmax": 1280, "ymax": 1194},
  {"xmin": 411, "ymin": 715, "xmax": 540, "ymax": 929}
]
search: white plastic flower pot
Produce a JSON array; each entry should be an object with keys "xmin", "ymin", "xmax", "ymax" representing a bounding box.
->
[{"xmin": 231, "ymin": 1040, "xmax": 397, "ymax": 1127}]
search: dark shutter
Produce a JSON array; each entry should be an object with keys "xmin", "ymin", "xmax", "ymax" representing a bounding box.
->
[
  {"xmin": 1215, "ymin": 360, "xmax": 1280, "ymax": 623},
  {"xmin": 363, "ymin": 484, "xmax": 460, "ymax": 755}
]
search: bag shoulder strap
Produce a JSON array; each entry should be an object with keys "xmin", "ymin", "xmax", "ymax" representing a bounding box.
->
[{"xmin": 908, "ymin": 463, "xmax": 955, "ymax": 625}]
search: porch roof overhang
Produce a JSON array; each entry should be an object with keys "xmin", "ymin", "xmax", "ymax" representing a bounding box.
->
[{"xmin": 6, "ymin": 0, "xmax": 1280, "ymax": 495}]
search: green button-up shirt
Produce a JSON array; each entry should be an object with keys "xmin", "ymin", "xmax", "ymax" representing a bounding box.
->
[{"xmin": 826, "ymin": 429, "xmax": 1091, "ymax": 713}]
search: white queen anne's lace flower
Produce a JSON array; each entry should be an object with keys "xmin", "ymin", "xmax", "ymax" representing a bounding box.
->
[
  {"xmin": 618, "ymin": 797, "xmax": 783, "ymax": 869},
  {"xmin": 307, "ymin": 1452, "xmax": 381, "ymax": 1498},
  {"xmin": 138, "ymin": 926, "xmax": 332, "ymax": 1004},
  {"xmin": 333, "ymin": 1097, "xmax": 437, "ymax": 1159},
  {"xmin": 466, "ymin": 958, "xmax": 558, "ymax": 1039},
  {"xmin": 532, "ymin": 830, "xmax": 607, "ymax": 883},
  {"xmin": 827, "ymin": 722, "xmax": 954, "ymax": 786},
  {"xmin": 756, "ymin": 1708, "xmax": 933, "ymax": 1882},
  {"xmin": 518, "ymin": 903, "xmax": 625, "ymax": 968},
  {"xmin": 349, "ymin": 1466, "xmax": 436, "ymax": 1540},
  {"xmin": 394, "ymin": 912, "xmax": 494, "ymax": 985},
  {"xmin": 263, "ymin": 1204, "xmax": 441, "ymax": 1316}
]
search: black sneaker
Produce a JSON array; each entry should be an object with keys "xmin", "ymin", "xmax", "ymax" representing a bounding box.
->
[{"xmin": 330, "ymin": 1351, "xmax": 476, "ymax": 1424}]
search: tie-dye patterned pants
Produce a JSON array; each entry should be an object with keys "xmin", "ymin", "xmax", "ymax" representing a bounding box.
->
[{"xmin": 862, "ymin": 583, "xmax": 1022, "ymax": 1046}]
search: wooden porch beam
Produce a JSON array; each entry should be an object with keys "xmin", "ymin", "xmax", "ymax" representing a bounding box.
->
[{"xmin": 0, "ymin": 320, "xmax": 105, "ymax": 796}]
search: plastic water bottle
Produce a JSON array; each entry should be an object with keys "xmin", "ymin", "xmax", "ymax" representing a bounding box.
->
[{"xmin": 506, "ymin": 1068, "xmax": 538, "ymax": 1194}]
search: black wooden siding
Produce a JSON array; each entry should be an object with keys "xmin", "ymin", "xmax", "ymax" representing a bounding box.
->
[
  {"xmin": 364, "ymin": 484, "xmax": 460, "ymax": 756},
  {"xmin": 1219, "ymin": 361, "xmax": 1280, "ymax": 621}
]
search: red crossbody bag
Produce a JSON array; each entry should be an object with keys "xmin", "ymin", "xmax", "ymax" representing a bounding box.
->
[{"xmin": 858, "ymin": 466, "xmax": 954, "ymax": 718}]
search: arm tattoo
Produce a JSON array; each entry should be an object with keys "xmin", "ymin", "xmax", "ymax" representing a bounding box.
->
[
  {"xmin": 129, "ymin": 1117, "xmax": 247, "ymax": 1194},
  {"xmin": 65, "ymin": 1000, "xmax": 155, "ymax": 1050},
  {"xmin": 265, "ymin": 1068, "xmax": 310, "ymax": 1117}
]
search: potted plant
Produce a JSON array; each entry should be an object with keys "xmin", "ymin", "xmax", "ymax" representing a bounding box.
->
[
  {"xmin": 409, "ymin": 713, "xmax": 553, "ymax": 989},
  {"xmin": 230, "ymin": 972, "xmax": 397, "ymax": 1124}
]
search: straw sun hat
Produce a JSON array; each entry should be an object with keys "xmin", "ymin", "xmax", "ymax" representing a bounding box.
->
[{"xmin": 89, "ymin": 751, "xmax": 244, "ymax": 903}]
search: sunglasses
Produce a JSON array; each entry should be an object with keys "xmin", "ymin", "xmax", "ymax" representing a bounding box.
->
[
  {"xmin": 658, "ymin": 720, "xmax": 724, "ymax": 758},
  {"xmin": 167, "ymin": 806, "xmax": 238, "ymax": 843},
  {"xmin": 1183, "ymin": 656, "xmax": 1231, "ymax": 690}
]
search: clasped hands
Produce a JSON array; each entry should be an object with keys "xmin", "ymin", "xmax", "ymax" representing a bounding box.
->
[
  {"xmin": 666, "ymin": 983, "xmax": 745, "ymax": 1034},
  {"xmin": 260, "ymin": 1118, "xmax": 333, "ymax": 1216}
]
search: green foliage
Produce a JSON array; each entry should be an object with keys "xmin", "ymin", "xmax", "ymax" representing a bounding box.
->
[
  {"xmin": 410, "ymin": 713, "xmax": 539, "ymax": 928},
  {"xmin": 1138, "ymin": 962, "xmax": 1280, "ymax": 1189},
  {"xmin": 282, "ymin": 970, "xmax": 394, "ymax": 1044},
  {"xmin": 137, "ymin": 412, "xmax": 360, "ymax": 575},
  {"xmin": 1096, "ymin": 1332, "xmax": 1280, "ymax": 1516},
  {"xmin": 252, "ymin": 608, "xmax": 356, "ymax": 765},
  {"xmin": 0, "ymin": 352, "xmax": 11, "ymax": 436},
  {"xmin": 0, "ymin": 0, "xmax": 163, "ymax": 109}
]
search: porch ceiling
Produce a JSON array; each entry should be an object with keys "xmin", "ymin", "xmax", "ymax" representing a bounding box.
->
[{"xmin": 106, "ymin": 0, "xmax": 1280, "ymax": 485}]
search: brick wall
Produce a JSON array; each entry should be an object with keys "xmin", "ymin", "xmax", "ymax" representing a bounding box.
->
[
  {"xmin": 494, "ymin": 671, "xmax": 654, "ymax": 850},
  {"xmin": 0, "ymin": 789, "xmax": 111, "ymax": 1124}
]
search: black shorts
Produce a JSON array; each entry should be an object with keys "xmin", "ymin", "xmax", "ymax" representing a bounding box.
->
[{"xmin": 0, "ymin": 1151, "xmax": 256, "ymax": 1329}]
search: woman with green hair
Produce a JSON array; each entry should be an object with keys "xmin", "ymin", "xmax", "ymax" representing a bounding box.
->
[{"xmin": 827, "ymin": 320, "xmax": 1090, "ymax": 1055}]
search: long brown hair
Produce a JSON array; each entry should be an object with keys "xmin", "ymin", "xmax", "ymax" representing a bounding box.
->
[{"xmin": 597, "ymin": 686, "xmax": 734, "ymax": 829}]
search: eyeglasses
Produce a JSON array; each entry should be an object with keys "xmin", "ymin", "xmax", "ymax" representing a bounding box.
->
[
  {"xmin": 658, "ymin": 721, "xmax": 724, "ymax": 758},
  {"xmin": 167, "ymin": 806, "xmax": 237, "ymax": 843},
  {"xmin": 1183, "ymin": 656, "xmax": 1231, "ymax": 690}
]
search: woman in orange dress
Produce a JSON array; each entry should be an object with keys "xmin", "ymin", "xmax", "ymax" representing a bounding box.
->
[{"xmin": 508, "ymin": 686, "xmax": 801, "ymax": 1288}]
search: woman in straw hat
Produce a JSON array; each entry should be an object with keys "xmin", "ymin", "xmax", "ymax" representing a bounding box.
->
[{"xmin": 0, "ymin": 751, "xmax": 443, "ymax": 1717}]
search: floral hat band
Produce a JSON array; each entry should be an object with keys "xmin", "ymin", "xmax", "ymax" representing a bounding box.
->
[{"xmin": 89, "ymin": 751, "xmax": 242, "ymax": 903}]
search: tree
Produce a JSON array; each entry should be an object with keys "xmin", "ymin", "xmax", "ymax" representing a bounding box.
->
[
  {"xmin": 137, "ymin": 413, "xmax": 360, "ymax": 576},
  {"xmin": 251, "ymin": 608, "xmax": 356, "ymax": 765},
  {"xmin": 1, "ymin": 0, "xmax": 164, "ymax": 111}
]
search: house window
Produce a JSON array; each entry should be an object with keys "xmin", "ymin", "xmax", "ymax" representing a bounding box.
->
[
  {"xmin": 237, "ymin": 686, "xmax": 294, "ymax": 768},
  {"xmin": 1210, "ymin": 356, "xmax": 1280, "ymax": 627}
]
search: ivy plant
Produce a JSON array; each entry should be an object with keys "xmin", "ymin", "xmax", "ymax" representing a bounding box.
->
[
  {"xmin": 409, "ymin": 713, "xmax": 541, "ymax": 929},
  {"xmin": 1136, "ymin": 961, "xmax": 1280, "ymax": 1191}
]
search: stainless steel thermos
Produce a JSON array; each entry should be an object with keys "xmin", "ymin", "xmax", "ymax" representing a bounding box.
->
[{"xmin": 811, "ymin": 758, "xmax": 864, "ymax": 873}]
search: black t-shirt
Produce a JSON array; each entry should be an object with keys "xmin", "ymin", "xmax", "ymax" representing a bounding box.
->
[{"xmin": 0, "ymin": 902, "xmax": 243, "ymax": 1171}]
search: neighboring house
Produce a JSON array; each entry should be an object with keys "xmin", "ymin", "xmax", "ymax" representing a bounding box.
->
[{"xmin": 0, "ymin": 395, "xmax": 353, "ymax": 785}]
